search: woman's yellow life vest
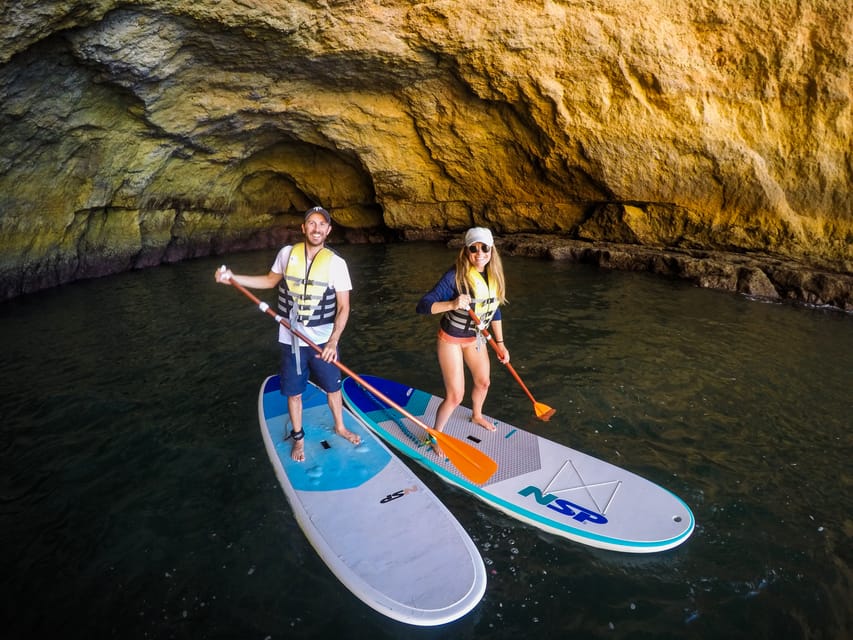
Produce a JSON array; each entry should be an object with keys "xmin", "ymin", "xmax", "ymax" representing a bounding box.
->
[
  {"xmin": 277, "ymin": 243, "xmax": 338, "ymax": 327},
  {"xmin": 444, "ymin": 265, "xmax": 499, "ymax": 333}
]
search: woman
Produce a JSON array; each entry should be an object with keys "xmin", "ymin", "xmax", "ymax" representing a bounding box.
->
[{"xmin": 416, "ymin": 227, "xmax": 509, "ymax": 454}]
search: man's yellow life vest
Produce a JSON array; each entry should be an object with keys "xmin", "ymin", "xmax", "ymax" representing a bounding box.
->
[{"xmin": 277, "ymin": 243, "xmax": 337, "ymax": 327}]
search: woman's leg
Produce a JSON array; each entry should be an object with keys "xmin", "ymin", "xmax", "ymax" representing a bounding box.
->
[
  {"xmin": 464, "ymin": 342, "xmax": 495, "ymax": 431},
  {"xmin": 433, "ymin": 337, "xmax": 465, "ymax": 433}
]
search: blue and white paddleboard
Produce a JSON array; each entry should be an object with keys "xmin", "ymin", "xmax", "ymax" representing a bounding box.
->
[
  {"xmin": 258, "ymin": 376, "xmax": 486, "ymax": 626},
  {"xmin": 342, "ymin": 375, "xmax": 695, "ymax": 553}
]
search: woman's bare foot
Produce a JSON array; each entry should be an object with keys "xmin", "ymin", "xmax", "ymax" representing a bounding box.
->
[
  {"xmin": 472, "ymin": 415, "xmax": 496, "ymax": 432},
  {"xmin": 335, "ymin": 425, "xmax": 361, "ymax": 446}
]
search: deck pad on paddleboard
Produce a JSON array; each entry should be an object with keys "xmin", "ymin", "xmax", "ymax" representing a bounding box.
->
[
  {"xmin": 342, "ymin": 375, "xmax": 695, "ymax": 553},
  {"xmin": 259, "ymin": 375, "xmax": 486, "ymax": 625}
]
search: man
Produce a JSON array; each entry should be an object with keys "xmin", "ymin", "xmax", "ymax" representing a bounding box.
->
[{"xmin": 215, "ymin": 206, "xmax": 361, "ymax": 461}]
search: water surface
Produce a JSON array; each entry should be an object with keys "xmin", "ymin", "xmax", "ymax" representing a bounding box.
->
[{"xmin": 1, "ymin": 242, "xmax": 850, "ymax": 639}]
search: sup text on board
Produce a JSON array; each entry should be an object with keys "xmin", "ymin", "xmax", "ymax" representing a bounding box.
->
[{"xmin": 380, "ymin": 485, "xmax": 419, "ymax": 504}]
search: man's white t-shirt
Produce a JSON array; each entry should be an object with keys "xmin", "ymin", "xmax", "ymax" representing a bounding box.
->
[{"xmin": 271, "ymin": 245, "xmax": 352, "ymax": 346}]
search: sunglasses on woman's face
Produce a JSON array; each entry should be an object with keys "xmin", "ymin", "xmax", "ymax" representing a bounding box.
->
[{"xmin": 467, "ymin": 243, "xmax": 491, "ymax": 254}]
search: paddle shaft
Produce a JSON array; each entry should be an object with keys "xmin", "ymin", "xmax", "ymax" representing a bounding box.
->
[
  {"xmin": 220, "ymin": 269, "xmax": 497, "ymax": 482},
  {"xmin": 466, "ymin": 308, "xmax": 539, "ymax": 405}
]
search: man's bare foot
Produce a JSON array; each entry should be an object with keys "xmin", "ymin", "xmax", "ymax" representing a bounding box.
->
[
  {"xmin": 289, "ymin": 428, "xmax": 306, "ymax": 462},
  {"xmin": 291, "ymin": 437, "xmax": 305, "ymax": 462},
  {"xmin": 472, "ymin": 415, "xmax": 496, "ymax": 432},
  {"xmin": 428, "ymin": 437, "xmax": 445, "ymax": 459},
  {"xmin": 335, "ymin": 425, "xmax": 361, "ymax": 446}
]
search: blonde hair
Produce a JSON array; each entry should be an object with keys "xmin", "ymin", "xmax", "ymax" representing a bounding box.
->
[{"xmin": 454, "ymin": 244, "xmax": 507, "ymax": 305}]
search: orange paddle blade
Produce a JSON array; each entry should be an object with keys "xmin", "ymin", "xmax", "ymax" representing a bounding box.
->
[
  {"xmin": 534, "ymin": 402, "xmax": 556, "ymax": 421},
  {"xmin": 425, "ymin": 427, "xmax": 498, "ymax": 485}
]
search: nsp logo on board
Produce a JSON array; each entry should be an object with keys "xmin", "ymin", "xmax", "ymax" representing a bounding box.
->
[
  {"xmin": 518, "ymin": 485, "xmax": 608, "ymax": 524},
  {"xmin": 380, "ymin": 485, "xmax": 418, "ymax": 504}
]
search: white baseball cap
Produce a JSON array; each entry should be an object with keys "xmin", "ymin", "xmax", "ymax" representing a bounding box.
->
[{"xmin": 464, "ymin": 227, "xmax": 494, "ymax": 247}]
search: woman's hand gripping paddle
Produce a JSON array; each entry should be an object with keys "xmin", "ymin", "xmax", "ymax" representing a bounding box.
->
[
  {"xmin": 219, "ymin": 267, "xmax": 498, "ymax": 485},
  {"xmin": 466, "ymin": 308, "xmax": 556, "ymax": 421}
]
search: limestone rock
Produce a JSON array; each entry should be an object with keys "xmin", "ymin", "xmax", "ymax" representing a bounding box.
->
[
  {"xmin": 497, "ymin": 235, "xmax": 852, "ymax": 310},
  {"xmin": 0, "ymin": 1, "xmax": 850, "ymax": 310}
]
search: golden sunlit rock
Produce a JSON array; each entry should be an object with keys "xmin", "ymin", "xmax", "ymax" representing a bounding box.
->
[{"xmin": 0, "ymin": 1, "xmax": 850, "ymax": 308}]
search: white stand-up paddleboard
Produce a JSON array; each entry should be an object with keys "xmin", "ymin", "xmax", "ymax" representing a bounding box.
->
[
  {"xmin": 258, "ymin": 375, "xmax": 486, "ymax": 625},
  {"xmin": 342, "ymin": 375, "xmax": 695, "ymax": 553}
]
